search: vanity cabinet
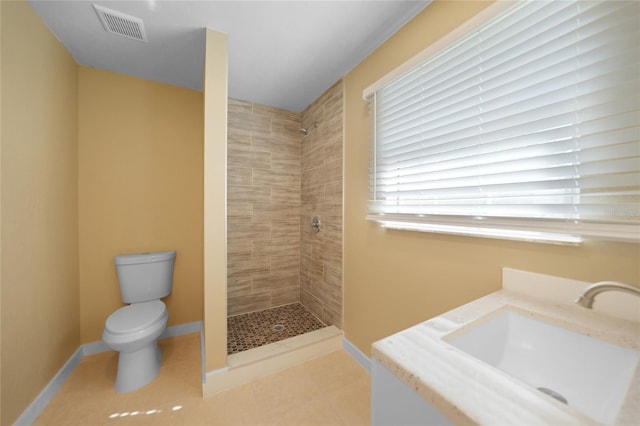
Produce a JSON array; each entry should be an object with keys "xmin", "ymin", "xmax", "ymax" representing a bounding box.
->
[{"xmin": 371, "ymin": 359, "xmax": 452, "ymax": 426}]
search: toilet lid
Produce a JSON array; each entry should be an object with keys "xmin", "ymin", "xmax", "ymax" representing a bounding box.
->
[{"xmin": 105, "ymin": 300, "xmax": 166, "ymax": 335}]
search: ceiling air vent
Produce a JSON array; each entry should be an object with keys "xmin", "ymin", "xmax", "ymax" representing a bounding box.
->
[{"xmin": 93, "ymin": 4, "xmax": 147, "ymax": 42}]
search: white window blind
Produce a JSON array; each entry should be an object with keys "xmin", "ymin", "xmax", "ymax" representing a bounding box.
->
[{"xmin": 366, "ymin": 0, "xmax": 640, "ymax": 244}]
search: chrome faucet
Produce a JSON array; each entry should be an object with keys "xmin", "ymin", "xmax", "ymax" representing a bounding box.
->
[{"xmin": 575, "ymin": 281, "xmax": 640, "ymax": 309}]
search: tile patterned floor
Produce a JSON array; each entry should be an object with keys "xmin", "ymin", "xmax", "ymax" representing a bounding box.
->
[
  {"xmin": 34, "ymin": 332, "xmax": 370, "ymax": 426},
  {"xmin": 227, "ymin": 303, "xmax": 326, "ymax": 355}
]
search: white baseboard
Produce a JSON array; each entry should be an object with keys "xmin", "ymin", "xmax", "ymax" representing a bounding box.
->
[
  {"xmin": 14, "ymin": 321, "xmax": 203, "ymax": 425},
  {"xmin": 13, "ymin": 347, "xmax": 83, "ymax": 426},
  {"xmin": 343, "ymin": 337, "xmax": 371, "ymax": 372},
  {"xmin": 160, "ymin": 320, "xmax": 202, "ymax": 339},
  {"xmin": 199, "ymin": 328, "xmax": 206, "ymax": 385},
  {"xmin": 82, "ymin": 339, "xmax": 110, "ymax": 356}
]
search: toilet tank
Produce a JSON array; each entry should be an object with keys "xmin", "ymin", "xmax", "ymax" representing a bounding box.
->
[{"xmin": 114, "ymin": 250, "xmax": 176, "ymax": 303}]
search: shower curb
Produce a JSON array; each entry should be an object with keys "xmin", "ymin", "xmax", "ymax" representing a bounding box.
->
[{"xmin": 203, "ymin": 325, "xmax": 343, "ymax": 397}]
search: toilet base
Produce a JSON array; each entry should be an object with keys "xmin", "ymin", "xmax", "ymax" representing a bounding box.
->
[{"xmin": 114, "ymin": 342, "xmax": 162, "ymax": 393}]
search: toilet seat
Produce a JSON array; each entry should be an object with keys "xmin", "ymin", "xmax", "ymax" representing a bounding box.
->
[{"xmin": 105, "ymin": 300, "xmax": 166, "ymax": 335}]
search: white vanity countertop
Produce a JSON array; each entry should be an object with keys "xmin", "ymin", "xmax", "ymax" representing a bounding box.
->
[{"xmin": 371, "ymin": 288, "xmax": 640, "ymax": 425}]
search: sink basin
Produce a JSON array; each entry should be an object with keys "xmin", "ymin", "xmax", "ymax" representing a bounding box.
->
[{"xmin": 447, "ymin": 310, "xmax": 639, "ymax": 425}]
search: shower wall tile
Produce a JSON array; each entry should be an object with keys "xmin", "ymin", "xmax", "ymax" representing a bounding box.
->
[
  {"xmin": 227, "ymin": 251, "xmax": 252, "ymax": 263},
  {"xmin": 271, "ymin": 153, "xmax": 300, "ymax": 170},
  {"xmin": 228, "ymin": 148, "xmax": 272, "ymax": 169},
  {"xmin": 271, "ymin": 188, "xmax": 300, "ymax": 204},
  {"xmin": 301, "ymin": 145, "xmax": 320, "ymax": 169},
  {"xmin": 228, "ymin": 238, "xmax": 252, "ymax": 254},
  {"xmin": 253, "ymin": 203, "xmax": 300, "ymax": 221},
  {"xmin": 227, "ymin": 223, "xmax": 271, "ymax": 241},
  {"xmin": 227, "ymin": 99, "xmax": 302, "ymax": 316},
  {"xmin": 229, "ymin": 111, "xmax": 272, "ymax": 133},
  {"xmin": 228, "ymin": 186, "xmax": 272, "ymax": 204},
  {"xmin": 322, "ymin": 306, "xmax": 342, "ymax": 328},
  {"xmin": 323, "ymin": 136, "xmax": 343, "ymax": 163},
  {"xmin": 324, "ymin": 181, "xmax": 342, "ymax": 203},
  {"xmin": 228, "ymin": 98, "xmax": 253, "ymax": 114},
  {"xmin": 324, "ymin": 265, "xmax": 342, "ymax": 290},
  {"xmin": 227, "ymin": 203, "xmax": 253, "ymax": 223},
  {"xmin": 271, "ymin": 287, "xmax": 300, "ymax": 306},
  {"xmin": 253, "ymin": 168, "xmax": 300, "ymax": 189},
  {"xmin": 253, "ymin": 103, "xmax": 299, "ymax": 121},
  {"xmin": 300, "ymin": 289, "xmax": 323, "ymax": 320},
  {"xmin": 252, "ymin": 134, "xmax": 299, "ymax": 154},
  {"xmin": 271, "ymin": 220, "xmax": 302, "ymax": 239},
  {"xmin": 252, "ymin": 239, "xmax": 300, "ymax": 257},
  {"xmin": 228, "ymin": 167, "xmax": 253, "ymax": 187},
  {"xmin": 299, "ymin": 79, "xmax": 344, "ymax": 329},
  {"xmin": 270, "ymin": 254, "xmax": 300, "ymax": 272},
  {"xmin": 323, "ymin": 158, "xmax": 343, "ymax": 182},
  {"xmin": 228, "ymin": 292, "xmax": 271, "ymax": 317},
  {"xmin": 252, "ymin": 271, "xmax": 299, "ymax": 291},
  {"xmin": 272, "ymin": 119, "xmax": 302, "ymax": 139},
  {"xmin": 228, "ymin": 128, "xmax": 252, "ymax": 150},
  {"xmin": 324, "ymin": 92, "xmax": 343, "ymax": 121},
  {"xmin": 321, "ymin": 223, "xmax": 342, "ymax": 246},
  {"xmin": 228, "ymin": 276, "xmax": 252, "ymax": 298},
  {"xmin": 227, "ymin": 256, "xmax": 270, "ymax": 278}
]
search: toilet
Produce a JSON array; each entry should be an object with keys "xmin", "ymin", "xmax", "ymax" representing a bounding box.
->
[{"xmin": 102, "ymin": 250, "xmax": 176, "ymax": 393}]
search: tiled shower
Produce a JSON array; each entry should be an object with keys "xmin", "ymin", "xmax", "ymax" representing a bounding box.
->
[
  {"xmin": 299, "ymin": 81, "xmax": 343, "ymax": 328},
  {"xmin": 226, "ymin": 81, "xmax": 343, "ymax": 351}
]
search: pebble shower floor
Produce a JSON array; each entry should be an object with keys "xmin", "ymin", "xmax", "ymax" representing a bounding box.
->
[{"xmin": 227, "ymin": 303, "xmax": 326, "ymax": 355}]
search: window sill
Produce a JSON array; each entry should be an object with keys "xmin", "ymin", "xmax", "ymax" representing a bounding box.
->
[{"xmin": 367, "ymin": 214, "xmax": 640, "ymax": 245}]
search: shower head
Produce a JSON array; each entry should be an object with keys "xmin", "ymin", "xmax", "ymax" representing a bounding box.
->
[{"xmin": 300, "ymin": 121, "xmax": 319, "ymax": 137}]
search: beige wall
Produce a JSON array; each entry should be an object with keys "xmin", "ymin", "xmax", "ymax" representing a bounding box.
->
[
  {"xmin": 1, "ymin": 1, "xmax": 80, "ymax": 424},
  {"xmin": 227, "ymin": 99, "xmax": 301, "ymax": 316},
  {"xmin": 300, "ymin": 80, "xmax": 344, "ymax": 328},
  {"xmin": 203, "ymin": 28, "xmax": 228, "ymax": 373},
  {"xmin": 78, "ymin": 67, "xmax": 204, "ymax": 343},
  {"xmin": 343, "ymin": 0, "xmax": 640, "ymax": 355}
]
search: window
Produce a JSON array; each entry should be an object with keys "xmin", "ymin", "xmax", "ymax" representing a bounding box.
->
[{"xmin": 365, "ymin": 0, "xmax": 639, "ymax": 244}]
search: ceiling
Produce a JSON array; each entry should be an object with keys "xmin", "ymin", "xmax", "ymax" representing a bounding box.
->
[{"xmin": 28, "ymin": 0, "xmax": 430, "ymax": 113}]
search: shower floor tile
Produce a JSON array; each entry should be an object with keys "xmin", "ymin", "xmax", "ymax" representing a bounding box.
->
[{"xmin": 227, "ymin": 303, "xmax": 326, "ymax": 355}]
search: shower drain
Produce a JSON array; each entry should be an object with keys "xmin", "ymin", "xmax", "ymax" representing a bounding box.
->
[{"xmin": 271, "ymin": 324, "xmax": 285, "ymax": 333}]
